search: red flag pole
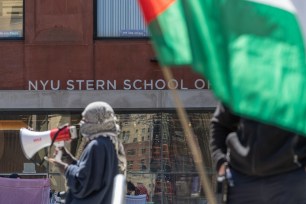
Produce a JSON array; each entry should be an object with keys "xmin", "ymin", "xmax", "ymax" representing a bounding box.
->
[{"xmin": 162, "ymin": 67, "xmax": 217, "ymax": 204}]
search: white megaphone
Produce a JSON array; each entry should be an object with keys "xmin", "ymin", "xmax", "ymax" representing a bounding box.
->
[{"xmin": 20, "ymin": 125, "xmax": 77, "ymax": 159}]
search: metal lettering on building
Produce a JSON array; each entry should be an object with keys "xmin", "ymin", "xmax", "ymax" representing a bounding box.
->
[{"xmin": 28, "ymin": 79, "xmax": 209, "ymax": 90}]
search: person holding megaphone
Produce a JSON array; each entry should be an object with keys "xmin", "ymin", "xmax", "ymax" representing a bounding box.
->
[{"xmin": 46, "ymin": 101, "xmax": 127, "ymax": 204}]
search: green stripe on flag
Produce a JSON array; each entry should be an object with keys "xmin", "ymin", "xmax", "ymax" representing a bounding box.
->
[{"xmin": 147, "ymin": 0, "xmax": 192, "ymax": 66}]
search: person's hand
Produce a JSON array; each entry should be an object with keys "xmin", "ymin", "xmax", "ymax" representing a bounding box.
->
[
  {"xmin": 56, "ymin": 146, "xmax": 77, "ymax": 165},
  {"xmin": 218, "ymin": 162, "xmax": 228, "ymax": 176},
  {"xmin": 45, "ymin": 157, "xmax": 68, "ymax": 174}
]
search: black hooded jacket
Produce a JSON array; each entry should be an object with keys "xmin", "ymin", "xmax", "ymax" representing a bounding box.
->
[{"xmin": 210, "ymin": 103, "xmax": 306, "ymax": 176}]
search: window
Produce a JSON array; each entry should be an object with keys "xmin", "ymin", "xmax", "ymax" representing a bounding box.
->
[
  {"xmin": 141, "ymin": 148, "xmax": 146, "ymax": 154},
  {"xmin": 96, "ymin": 0, "xmax": 149, "ymax": 38},
  {"xmin": 127, "ymin": 149, "xmax": 136, "ymax": 156},
  {"xmin": 0, "ymin": 111, "xmax": 81, "ymax": 193},
  {"xmin": 122, "ymin": 131, "xmax": 130, "ymax": 143},
  {"xmin": 0, "ymin": 111, "xmax": 215, "ymax": 203},
  {"xmin": 120, "ymin": 112, "xmax": 214, "ymax": 203},
  {"xmin": 127, "ymin": 161, "xmax": 134, "ymax": 168},
  {"xmin": 0, "ymin": 0, "xmax": 23, "ymax": 38}
]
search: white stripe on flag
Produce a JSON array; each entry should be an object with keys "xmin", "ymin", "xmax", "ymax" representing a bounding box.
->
[
  {"xmin": 246, "ymin": 0, "xmax": 296, "ymax": 13},
  {"xmin": 291, "ymin": 0, "xmax": 306, "ymax": 44}
]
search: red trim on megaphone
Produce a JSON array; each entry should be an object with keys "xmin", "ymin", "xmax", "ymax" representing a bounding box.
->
[{"xmin": 50, "ymin": 126, "xmax": 72, "ymax": 141}]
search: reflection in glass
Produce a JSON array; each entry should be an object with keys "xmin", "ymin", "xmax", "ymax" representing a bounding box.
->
[
  {"xmin": 0, "ymin": 111, "xmax": 214, "ymax": 203},
  {"xmin": 0, "ymin": 112, "xmax": 81, "ymax": 193},
  {"xmin": 118, "ymin": 112, "xmax": 214, "ymax": 203}
]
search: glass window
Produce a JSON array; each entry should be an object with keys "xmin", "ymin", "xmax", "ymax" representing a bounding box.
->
[
  {"xmin": 96, "ymin": 0, "xmax": 149, "ymax": 38},
  {"xmin": 0, "ymin": 0, "xmax": 23, "ymax": 38},
  {"xmin": 0, "ymin": 111, "xmax": 214, "ymax": 203},
  {"xmin": 0, "ymin": 111, "xmax": 81, "ymax": 193},
  {"xmin": 118, "ymin": 112, "xmax": 214, "ymax": 203}
]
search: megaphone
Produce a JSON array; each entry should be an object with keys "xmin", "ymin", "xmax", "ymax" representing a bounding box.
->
[{"xmin": 20, "ymin": 126, "xmax": 77, "ymax": 159}]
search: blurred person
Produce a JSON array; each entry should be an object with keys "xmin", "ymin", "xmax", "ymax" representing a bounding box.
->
[
  {"xmin": 210, "ymin": 102, "xmax": 306, "ymax": 204},
  {"xmin": 127, "ymin": 181, "xmax": 149, "ymax": 201},
  {"xmin": 46, "ymin": 101, "xmax": 127, "ymax": 204}
]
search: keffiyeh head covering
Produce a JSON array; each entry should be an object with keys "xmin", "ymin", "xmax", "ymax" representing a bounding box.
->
[{"xmin": 79, "ymin": 101, "xmax": 127, "ymax": 173}]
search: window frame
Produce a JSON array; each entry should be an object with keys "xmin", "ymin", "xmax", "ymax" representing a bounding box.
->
[{"xmin": 93, "ymin": 0, "xmax": 150, "ymax": 40}]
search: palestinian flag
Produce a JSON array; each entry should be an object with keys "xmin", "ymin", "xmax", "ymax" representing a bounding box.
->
[{"xmin": 139, "ymin": 0, "xmax": 306, "ymax": 136}]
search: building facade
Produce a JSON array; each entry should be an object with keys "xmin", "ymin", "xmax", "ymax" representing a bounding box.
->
[{"xmin": 0, "ymin": 0, "xmax": 217, "ymax": 203}]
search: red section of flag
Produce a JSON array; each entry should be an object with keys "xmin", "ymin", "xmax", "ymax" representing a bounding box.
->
[{"xmin": 138, "ymin": 0, "xmax": 175, "ymax": 23}]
